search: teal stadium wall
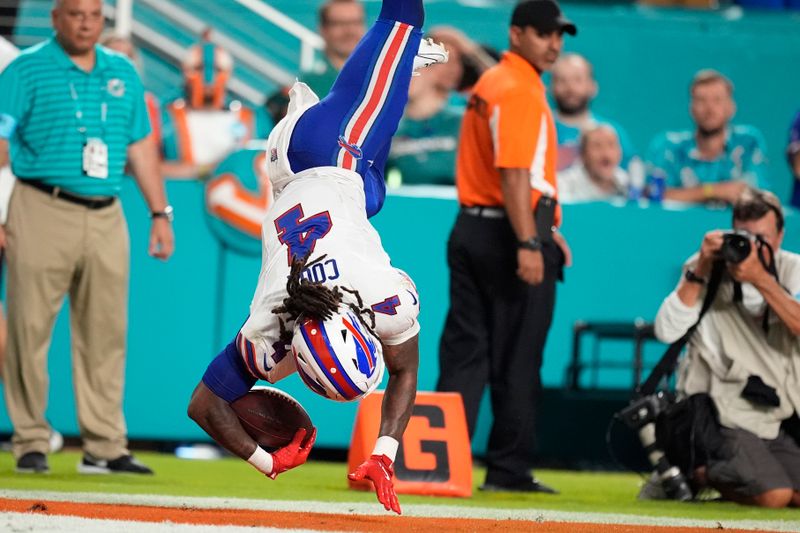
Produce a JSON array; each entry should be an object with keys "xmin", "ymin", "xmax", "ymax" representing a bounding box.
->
[
  {"xmin": 2, "ymin": 1, "xmax": 800, "ymax": 453},
  {"xmin": 0, "ymin": 181, "xmax": 797, "ymax": 451}
]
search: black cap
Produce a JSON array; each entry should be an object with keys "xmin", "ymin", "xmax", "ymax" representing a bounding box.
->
[{"xmin": 511, "ymin": 0, "xmax": 577, "ymax": 36}]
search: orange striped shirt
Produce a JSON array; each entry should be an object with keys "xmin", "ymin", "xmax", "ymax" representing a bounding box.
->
[{"xmin": 456, "ymin": 51, "xmax": 560, "ymax": 224}]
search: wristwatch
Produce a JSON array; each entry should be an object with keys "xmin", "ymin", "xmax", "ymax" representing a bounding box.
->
[
  {"xmin": 151, "ymin": 205, "xmax": 174, "ymax": 223},
  {"xmin": 684, "ymin": 268, "xmax": 707, "ymax": 285},
  {"xmin": 518, "ymin": 236, "xmax": 543, "ymax": 252}
]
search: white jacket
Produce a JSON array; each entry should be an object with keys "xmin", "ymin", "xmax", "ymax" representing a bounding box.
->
[{"xmin": 654, "ymin": 250, "xmax": 800, "ymax": 439}]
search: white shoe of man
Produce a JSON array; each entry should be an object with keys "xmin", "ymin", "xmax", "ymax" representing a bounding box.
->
[
  {"xmin": 49, "ymin": 429, "xmax": 64, "ymax": 453},
  {"xmin": 412, "ymin": 38, "xmax": 448, "ymax": 75}
]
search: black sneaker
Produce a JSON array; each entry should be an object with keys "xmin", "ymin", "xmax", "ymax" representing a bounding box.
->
[
  {"xmin": 78, "ymin": 454, "xmax": 154, "ymax": 475},
  {"xmin": 16, "ymin": 452, "xmax": 49, "ymax": 474},
  {"xmin": 479, "ymin": 478, "xmax": 559, "ymax": 494}
]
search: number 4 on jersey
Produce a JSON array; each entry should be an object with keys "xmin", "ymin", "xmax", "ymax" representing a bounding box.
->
[
  {"xmin": 274, "ymin": 204, "xmax": 333, "ymax": 264},
  {"xmin": 371, "ymin": 295, "xmax": 401, "ymax": 316}
]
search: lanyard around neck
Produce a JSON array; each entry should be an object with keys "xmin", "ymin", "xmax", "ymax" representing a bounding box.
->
[{"xmin": 68, "ymin": 77, "xmax": 107, "ymax": 138}]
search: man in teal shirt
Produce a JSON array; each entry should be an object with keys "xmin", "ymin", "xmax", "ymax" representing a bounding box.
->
[
  {"xmin": 299, "ymin": 0, "xmax": 365, "ymax": 97},
  {"xmin": 646, "ymin": 70, "xmax": 769, "ymax": 204},
  {"xmin": 550, "ymin": 53, "xmax": 637, "ymax": 173},
  {"xmin": 0, "ymin": 0, "xmax": 173, "ymax": 475}
]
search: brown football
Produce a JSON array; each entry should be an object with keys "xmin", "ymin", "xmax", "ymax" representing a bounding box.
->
[{"xmin": 230, "ymin": 387, "xmax": 314, "ymax": 449}]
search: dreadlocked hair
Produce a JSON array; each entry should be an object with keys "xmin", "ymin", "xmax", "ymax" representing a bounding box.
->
[
  {"xmin": 271, "ymin": 254, "xmax": 380, "ymax": 347},
  {"xmin": 339, "ymin": 286, "xmax": 377, "ymax": 337},
  {"xmin": 272, "ymin": 254, "xmax": 339, "ymax": 349},
  {"xmin": 273, "ymin": 254, "xmax": 342, "ymax": 322}
]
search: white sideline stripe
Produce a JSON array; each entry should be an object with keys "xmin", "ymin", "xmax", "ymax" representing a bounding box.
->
[
  {"xmin": 0, "ymin": 512, "xmax": 328, "ymax": 533},
  {"xmin": 1, "ymin": 490, "xmax": 799, "ymax": 532}
]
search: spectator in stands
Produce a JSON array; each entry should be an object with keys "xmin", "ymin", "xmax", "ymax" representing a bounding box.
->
[
  {"xmin": 654, "ymin": 188, "xmax": 800, "ymax": 507},
  {"xmin": 425, "ymin": 25, "xmax": 498, "ymax": 98},
  {"xmin": 558, "ymin": 124, "xmax": 630, "ymax": 203},
  {"xmin": 299, "ymin": 0, "xmax": 365, "ymax": 97},
  {"xmin": 550, "ymin": 53, "xmax": 636, "ymax": 172},
  {"xmin": 161, "ymin": 30, "xmax": 267, "ymax": 180},
  {"xmin": 387, "ymin": 49, "xmax": 464, "ymax": 187},
  {"xmin": 787, "ymin": 110, "xmax": 800, "ymax": 208},
  {"xmin": 646, "ymin": 69, "xmax": 769, "ymax": 204},
  {"xmin": 100, "ymin": 33, "xmax": 162, "ymax": 150},
  {"xmin": 0, "ymin": 0, "xmax": 173, "ymax": 474}
]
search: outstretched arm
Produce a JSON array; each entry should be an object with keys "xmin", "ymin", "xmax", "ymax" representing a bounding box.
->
[
  {"xmin": 378, "ymin": 333, "xmax": 419, "ymax": 441},
  {"xmin": 188, "ymin": 349, "xmax": 316, "ymax": 480},
  {"xmin": 188, "ymin": 381, "xmax": 258, "ymax": 460},
  {"xmin": 348, "ymin": 333, "xmax": 419, "ymax": 515}
]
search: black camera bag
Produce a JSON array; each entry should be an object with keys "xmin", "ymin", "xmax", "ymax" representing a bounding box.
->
[
  {"xmin": 617, "ymin": 261, "xmax": 728, "ymax": 486},
  {"xmin": 655, "ymin": 393, "xmax": 725, "ymax": 475}
]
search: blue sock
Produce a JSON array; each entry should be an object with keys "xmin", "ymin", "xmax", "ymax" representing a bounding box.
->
[{"xmin": 379, "ymin": 0, "xmax": 424, "ymax": 28}]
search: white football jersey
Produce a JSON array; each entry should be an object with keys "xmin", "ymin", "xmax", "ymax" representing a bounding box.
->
[
  {"xmin": 265, "ymin": 82, "xmax": 319, "ymax": 197},
  {"xmin": 238, "ymin": 167, "xmax": 420, "ymax": 384}
]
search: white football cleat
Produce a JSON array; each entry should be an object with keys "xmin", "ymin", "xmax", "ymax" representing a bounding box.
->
[{"xmin": 412, "ymin": 38, "xmax": 448, "ymax": 75}]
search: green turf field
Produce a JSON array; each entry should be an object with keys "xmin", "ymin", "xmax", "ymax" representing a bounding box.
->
[{"xmin": 0, "ymin": 451, "xmax": 797, "ymax": 522}]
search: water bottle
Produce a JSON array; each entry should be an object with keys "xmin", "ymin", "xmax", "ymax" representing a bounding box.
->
[
  {"xmin": 648, "ymin": 171, "xmax": 667, "ymax": 203},
  {"xmin": 627, "ymin": 157, "xmax": 645, "ymax": 202}
]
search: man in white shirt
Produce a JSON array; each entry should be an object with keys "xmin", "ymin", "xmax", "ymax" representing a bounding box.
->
[
  {"xmin": 654, "ymin": 188, "xmax": 800, "ymax": 508},
  {"xmin": 558, "ymin": 124, "xmax": 629, "ymax": 203}
]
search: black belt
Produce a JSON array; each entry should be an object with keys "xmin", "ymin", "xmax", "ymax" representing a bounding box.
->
[
  {"xmin": 460, "ymin": 205, "xmax": 506, "ymax": 219},
  {"xmin": 21, "ymin": 179, "xmax": 116, "ymax": 210}
]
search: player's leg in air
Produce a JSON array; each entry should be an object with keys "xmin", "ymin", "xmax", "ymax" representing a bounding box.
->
[
  {"xmin": 188, "ymin": 0, "xmax": 439, "ymax": 514},
  {"xmin": 288, "ymin": 0, "xmax": 446, "ymax": 217}
]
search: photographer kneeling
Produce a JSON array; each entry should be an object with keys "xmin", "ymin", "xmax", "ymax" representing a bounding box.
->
[{"xmin": 654, "ymin": 188, "xmax": 800, "ymax": 508}]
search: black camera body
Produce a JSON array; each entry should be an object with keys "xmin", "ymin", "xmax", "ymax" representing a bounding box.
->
[
  {"xmin": 617, "ymin": 391, "xmax": 672, "ymax": 429},
  {"xmin": 720, "ymin": 231, "xmax": 752, "ymax": 264}
]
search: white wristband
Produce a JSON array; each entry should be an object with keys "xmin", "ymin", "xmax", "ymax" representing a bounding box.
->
[
  {"xmin": 371, "ymin": 436, "xmax": 399, "ymax": 463},
  {"xmin": 247, "ymin": 446, "xmax": 274, "ymax": 476}
]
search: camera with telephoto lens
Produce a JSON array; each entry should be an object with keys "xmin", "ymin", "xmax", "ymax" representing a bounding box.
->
[
  {"xmin": 720, "ymin": 230, "xmax": 752, "ymax": 264},
  {"xmin": 617, "ymin": 391, "xmax": 693, "ymax": 501}
]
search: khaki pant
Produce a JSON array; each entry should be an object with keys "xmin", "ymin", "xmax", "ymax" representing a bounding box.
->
[{"xmin": 4, "ymin": 183, "xmax": 130, "ymax": 459}]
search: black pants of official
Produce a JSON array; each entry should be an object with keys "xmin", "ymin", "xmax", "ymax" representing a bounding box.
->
[{"xmin": 436, "ymin": 211, "xmax": 562, "ymax": 486}]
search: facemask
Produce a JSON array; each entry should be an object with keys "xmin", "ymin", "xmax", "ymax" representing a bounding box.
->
[{"xmin": 740, "ymin": 282, "xmax": 767, "ymax": 317}]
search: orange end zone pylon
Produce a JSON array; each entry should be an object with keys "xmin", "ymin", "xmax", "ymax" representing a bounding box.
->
[{"xmin": 348, "ymin": 391, "xmax": 472, "ymax": 497}]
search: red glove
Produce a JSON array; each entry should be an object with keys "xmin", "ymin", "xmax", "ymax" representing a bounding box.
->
[
  {"xmin": 348, "ymin": 454, "xmax": 401, "ymax": 515},
  {"xmin": 268, "ymin": 427, "xmax": 316, "ymax": 480}
]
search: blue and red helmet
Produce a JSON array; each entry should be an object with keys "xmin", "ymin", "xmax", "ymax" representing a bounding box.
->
[{"xmin": 291, "ymin": 305, "xmax": 384, "ymax": 402}]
